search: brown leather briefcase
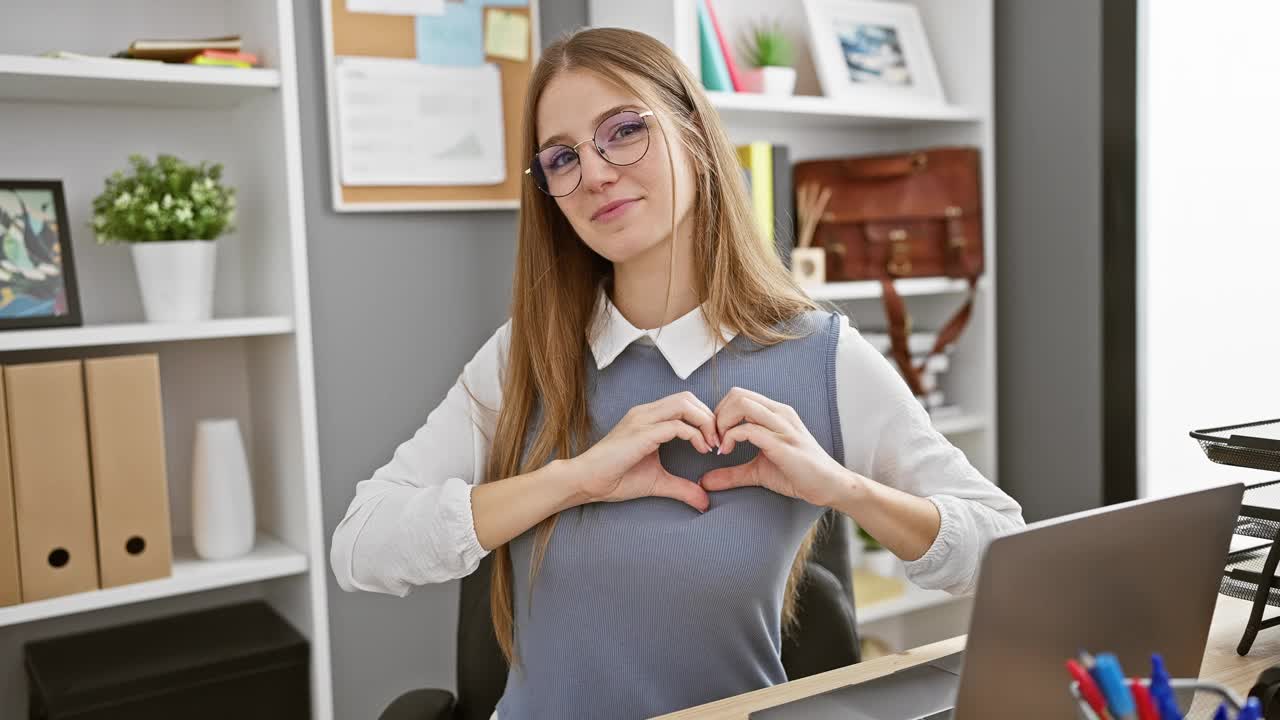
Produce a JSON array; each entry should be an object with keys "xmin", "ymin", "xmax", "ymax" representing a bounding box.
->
[{"xmin": 792, "ymin": 147, "xmax": 984, "ymax": 397}]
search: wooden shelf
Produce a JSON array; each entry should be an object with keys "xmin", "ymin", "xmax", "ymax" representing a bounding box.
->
[
  {"xmin": 0, "ymin": 316, "xmax": 295, "ymax": 352},
  {"xmin": 805, "ymin": 277, "xmax": 983, "ymax": 302},
  {"xmin": 0, "ymin": 54, "xmax": 281, "ymax": 108},
  {"xmin": 0, "ymin": 533, "xmax": 307, "ymax": 628},
  {"xmin": 706, "ymin": 91, "xmax": 981, "ymax": 128}
]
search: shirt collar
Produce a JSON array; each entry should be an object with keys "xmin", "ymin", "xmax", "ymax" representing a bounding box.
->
[{"xmin": 588, "ymin": 288, "xmax": 738, "ymax": 380}]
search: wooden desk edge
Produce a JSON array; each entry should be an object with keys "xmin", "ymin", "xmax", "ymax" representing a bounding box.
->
[{"xmin": 654, "ymin": 595, "xmax": 1280, "ymax": 719}]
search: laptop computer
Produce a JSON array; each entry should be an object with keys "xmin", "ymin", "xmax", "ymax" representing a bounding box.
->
[{"xmin": 750, "ymin": 482, "xmax": 1244, "ymax": 720}]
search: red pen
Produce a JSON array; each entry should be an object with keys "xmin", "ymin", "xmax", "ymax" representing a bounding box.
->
[
  {"xmin": 1068, "ymin": 659, "xmax": 1113, "ymax": 720},
  {"xmin": 1128, "ymin": 679, "xmax": 1158, "ymax": 720}
]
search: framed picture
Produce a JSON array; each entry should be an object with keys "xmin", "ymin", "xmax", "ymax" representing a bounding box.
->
[
  {"xmin": 0, "ymin": 180, "xmax": 82, "ymax": 330},
  {"xmin": 801, "ymin": 0, "xmax": 946, "ymax": 106}
]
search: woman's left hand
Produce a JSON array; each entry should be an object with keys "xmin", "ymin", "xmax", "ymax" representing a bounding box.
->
[{"xmin": 698, "ymin": 386, "xmax": 853, "ymax": 508}]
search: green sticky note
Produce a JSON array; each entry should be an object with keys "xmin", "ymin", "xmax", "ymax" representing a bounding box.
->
[{"xmin": 484, "ymin": 9, "xmax": 528, "ymax": 62}]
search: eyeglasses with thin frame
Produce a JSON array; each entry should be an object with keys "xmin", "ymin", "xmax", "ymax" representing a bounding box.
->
[{"xmin": 525, "ymin": 109, "xmax": 656, "ymax": 197}]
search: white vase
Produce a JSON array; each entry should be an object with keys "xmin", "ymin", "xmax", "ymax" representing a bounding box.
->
[
  {"xmin": 131, "ymin": 239, "xmax": 216, "ymax": 323},
  {"xmin": 743, "ymin": 66, "xmax": 797, "ymax": 96},
  {"xmin": 191, "ymin": 418, "xmax": 255, "ymax": 561}
]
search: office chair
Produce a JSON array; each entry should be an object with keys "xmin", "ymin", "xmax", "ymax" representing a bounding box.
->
[{"xmin": 379, "ymin": 509, "xmax": 860, "ymax": 720}]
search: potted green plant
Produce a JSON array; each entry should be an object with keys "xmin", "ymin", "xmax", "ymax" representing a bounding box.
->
[
  {"xmin": 91, "ymin": 154, "xmax": 235, "ymax": 323},
  {"xmin": 739, "ymin": 18, "xmax": 796, "ymax": 96}
]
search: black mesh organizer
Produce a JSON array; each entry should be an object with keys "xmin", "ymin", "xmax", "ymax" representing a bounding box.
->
[
  {"xmin": 1193, "ymin": 418, "xmax": 1280, "ymax": 655},
  {"xmin": 1192, "ymin": 418, "xmax": 1280, "ymax": 473}
]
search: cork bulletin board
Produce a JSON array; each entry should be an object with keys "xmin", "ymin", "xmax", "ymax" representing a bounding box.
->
[{"xmin": 320, "ymin": 0, "xmax": 541, "ymax": 212}]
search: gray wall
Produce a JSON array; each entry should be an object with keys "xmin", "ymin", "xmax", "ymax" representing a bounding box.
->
[
  {"xmin": 293, "ymin": 1, "xmax": 587, "ymax": 717},
  {"xmin": 994, "ymin": 0, "xmax": 1106, "ymax": 520}
]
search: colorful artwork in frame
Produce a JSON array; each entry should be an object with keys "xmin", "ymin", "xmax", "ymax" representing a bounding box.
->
[{"xmin": 0, "ymin": 180, "xmax": 82, "ymax": 330}]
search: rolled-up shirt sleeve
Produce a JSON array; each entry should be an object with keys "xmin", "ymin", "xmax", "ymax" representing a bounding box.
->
[
  {"xmin": 835, "ymin": 315, "xmax": 1025, "ymax": 596},
  {"xmin": 329, "ymin": 322, "xmax": 509, "ymax": 596}
]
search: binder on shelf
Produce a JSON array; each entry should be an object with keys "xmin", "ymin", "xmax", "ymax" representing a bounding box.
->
[
  {"xmin": 84, "ymin": 354, "xmax": 173, "ymax": 589},
  {"xmin": 736, "ymin": 141, "xmax": 774, "ymax": 249},
  {"xmin": 696, "ymin": 0, "xmax": 733, "ymax": 92},
  {"xmin": 0, "ymin": 371, "xmax": 20, "ymax": 607},
  {"xmin": 702, "ymin": 0, "xmax": 743, "ymax": 91},
  {"xmin": 770, "ymin": 143, "xmax": 793, "ymax": 267},
  {"xmin": 4, "ymin": 360, "xmax": 99, "ymax": 602}
]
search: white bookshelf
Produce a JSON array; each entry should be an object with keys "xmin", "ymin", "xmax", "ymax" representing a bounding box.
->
[
  {"xmin": 0, "ymin": 316, "xmax": 294, "ymax": 351},
  {"xmin": 0, "ymin": 1, "xmax": 332, "ymax": 718},
  {"xmin": 856, "ymin": 582, "xmax": 960, "ymax": 626},
  {"xmin": 0, "ymin": 533, "xmax": 306, "ymax": 628},
  {"xmin": 704, "ymin": 90, "xmax": 981, "ymax": 128},
  {"xmin": 805, "ymin": 277, "xmax": 983, "ymax": 302},
  {"xmin": 0, "ymin": 54, "xmax": 281, "ymax": 107},
  {"xmin": 932, "ymin": 413, "xmax": 988, "ymax": 436}
]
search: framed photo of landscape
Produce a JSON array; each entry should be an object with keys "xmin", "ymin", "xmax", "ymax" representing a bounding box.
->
[{"xmin": 802, "ymin": 0, "xmax": 946, "ymax": 107}]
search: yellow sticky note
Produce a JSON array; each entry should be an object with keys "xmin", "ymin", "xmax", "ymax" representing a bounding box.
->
[{"xmin": 484, "ymin": 9, "xmax": 529, "ymax": 62}]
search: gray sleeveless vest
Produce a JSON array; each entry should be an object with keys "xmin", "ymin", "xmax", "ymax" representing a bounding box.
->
[{"xmin": 495, "ymin": 310, "xmax": 845, "ymax": 719}]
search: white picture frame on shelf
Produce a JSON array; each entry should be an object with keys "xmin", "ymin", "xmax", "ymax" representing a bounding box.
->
[{"xmin": 800, "ymin": 0, "xmax": 946, "ymax": 107}]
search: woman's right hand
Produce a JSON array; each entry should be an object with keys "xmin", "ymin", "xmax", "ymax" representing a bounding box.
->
[{"xmin": 568, "ymin": 391, "xmax": 721, "ymax": 513}]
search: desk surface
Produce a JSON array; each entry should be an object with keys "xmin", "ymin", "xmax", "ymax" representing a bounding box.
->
[{"xmin": 657, "ymin": 595, "xmax": 1280, "ymax": 719}]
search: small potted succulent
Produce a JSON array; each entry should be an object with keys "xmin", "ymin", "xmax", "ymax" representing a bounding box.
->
[
  {"xmin": 740, "ymin": 18, "xmax": 797, "ymax": 96},
  {"xmin": 91, "ymin": 154, "xmax": 235, "ymax": 323}
]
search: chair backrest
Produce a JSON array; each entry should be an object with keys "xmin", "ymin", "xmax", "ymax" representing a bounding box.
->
[{"xmin": 452, "ymin": 509, "xmax": 858, "ymax": 719}]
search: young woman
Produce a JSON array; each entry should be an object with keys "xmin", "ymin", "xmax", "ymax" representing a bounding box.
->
[{"xmin": 331, "ymin": 27, "xmax": 1024, "ymax": 720}]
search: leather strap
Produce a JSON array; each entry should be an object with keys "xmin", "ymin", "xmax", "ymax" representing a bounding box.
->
[{"xmin": 879, "ymin": 273, "xmax": 979, "ymax": 398}]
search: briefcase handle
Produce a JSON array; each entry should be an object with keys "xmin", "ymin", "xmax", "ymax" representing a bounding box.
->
[{"xmin": 836, "ymin": 152, "xmax": 930, "ymax": 181}]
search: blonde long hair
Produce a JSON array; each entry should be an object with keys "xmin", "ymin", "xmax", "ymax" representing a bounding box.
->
[{"xmin": 486, "ymin": 27, "xmax": 826, "ymax": 667}]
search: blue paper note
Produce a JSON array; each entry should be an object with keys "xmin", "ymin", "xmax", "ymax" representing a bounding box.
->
[
  {"xmin": 416, "ymin": 0, "xmax": 529, "ymax": 66},
  {"xmin": 416, "ymin": 4, "xmax": 484, "ymax": 65}
]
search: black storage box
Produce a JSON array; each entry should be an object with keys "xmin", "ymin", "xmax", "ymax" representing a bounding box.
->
[{"xmin": 25, "ymin": 600, "xmax": 310, "ymax": 720}]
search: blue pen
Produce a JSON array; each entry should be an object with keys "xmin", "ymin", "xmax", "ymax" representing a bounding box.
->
[
  {"xmin": 1212, "ymin": 701, "xmax": 1230, "ymax": 720},
  {"xmin": 1158, "ymin": 694, "xmax": 1183, "ymax": 720},
  {"xmin": 1149, "ymin": 654, "xmax": 1179, "ymax": 720},
  {"xmin": 1238, "ymin": 696, "xmax": 1264, "ymax": 720},
  {"xmin": 1094, "ymin": 653, "xmax": 1138, "ymax": 719}
]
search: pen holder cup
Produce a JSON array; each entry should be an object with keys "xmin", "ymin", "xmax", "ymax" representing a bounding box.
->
[{"xmin": 1070, "ymin": 678, "xmax": 1243, "ymax": 719}]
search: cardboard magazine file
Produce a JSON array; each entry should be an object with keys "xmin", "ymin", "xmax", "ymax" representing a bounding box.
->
[
  {"xmin": 84, "ymin": 354, "xmax": 173, "ymax": 588},
  {"xmin": 4, "ymin": 360, "xmax": 99, "ymax": 601},
  {"xmin": 0, "ymin": 370, "xmax": 21, "ymax": 606}
]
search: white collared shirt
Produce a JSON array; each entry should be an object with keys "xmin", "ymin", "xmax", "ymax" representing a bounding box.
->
[{"xmin": 330, "ymin": 296, "xmax": 1025, "ymax": 599}]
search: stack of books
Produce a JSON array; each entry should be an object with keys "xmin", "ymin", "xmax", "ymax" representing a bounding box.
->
[
  {"xmin": 117, "ymin": 35, "xmax": 258, "ymax": 67},
  {"xmin": 188, "ymin": 50, "xmax": 259, "ymax": 68},
  {"xmin": 696, "ymin": 0, "xmax": 741, "ymax": 92},
  {"xmin": 860, "ymin": 331, "xmax": 960, "ymax": 416},
  {"xmin": 735, "ymin": 141, "xmax": 793, "ymax": 267}
]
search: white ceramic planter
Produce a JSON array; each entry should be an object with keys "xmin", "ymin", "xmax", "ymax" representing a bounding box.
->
[
  {"xmin": 192, "ymin": 418, "xmax": 255, "ymax": 561},
  {"xmin": 743, "ymin": 66, "xmax": 797, "ymax": 96},
  {"xmin": 130, "ymin": 239, "xmax": 216, "ymax": 323}
]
